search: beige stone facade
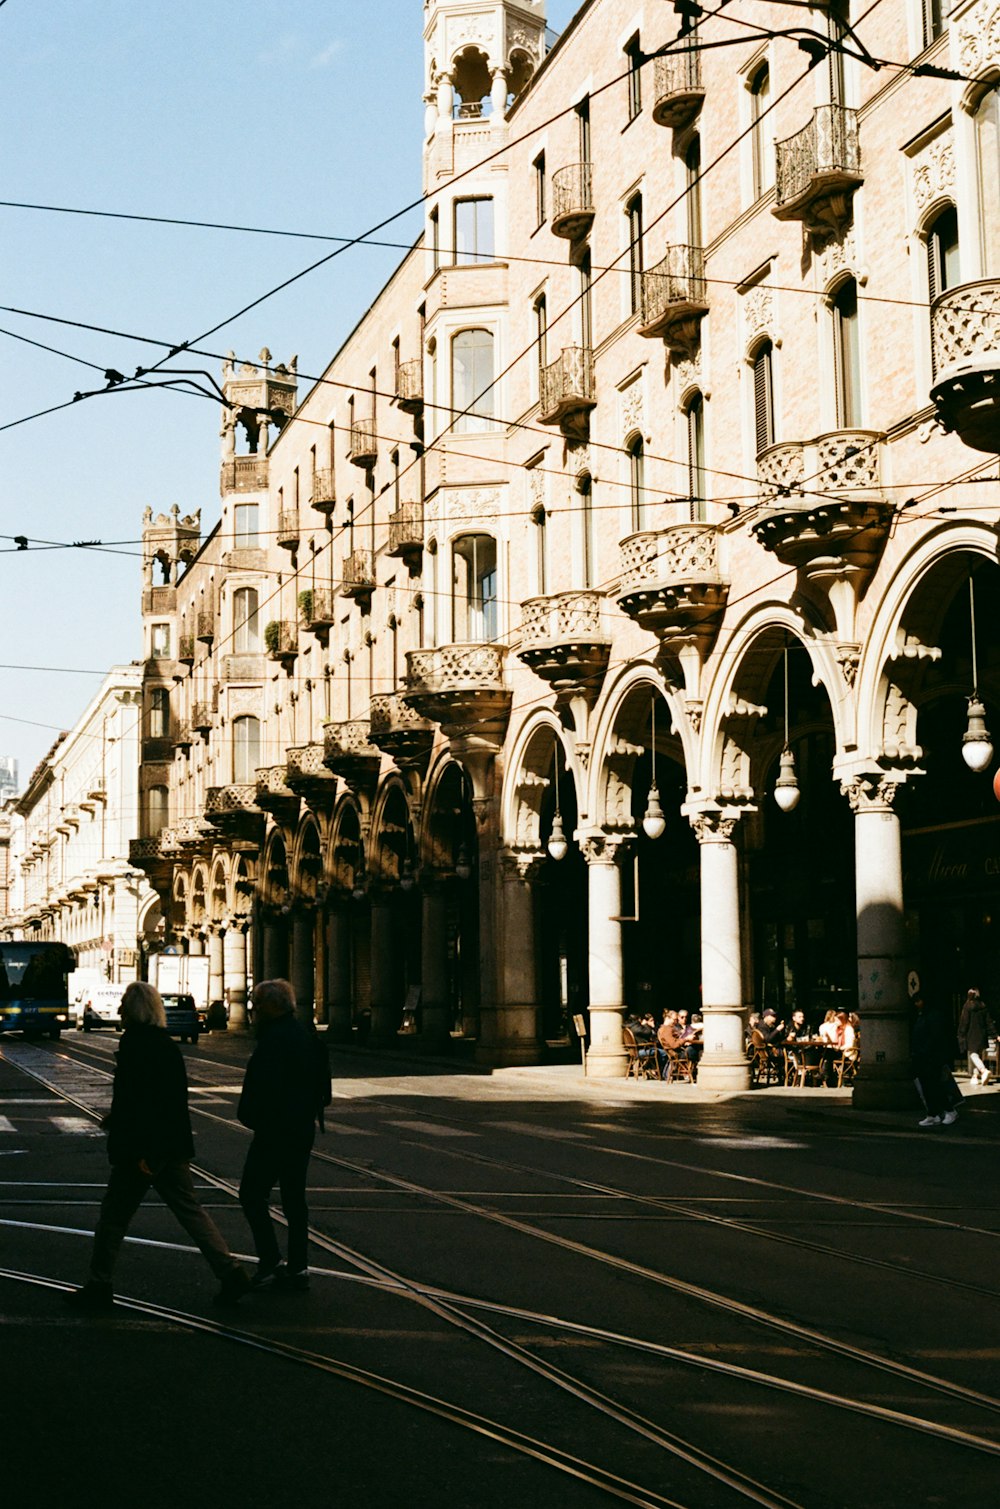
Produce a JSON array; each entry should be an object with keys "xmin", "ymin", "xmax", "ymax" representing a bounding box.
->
[{"xmin": 130, "ymin": 0, "xmax": 1000, "ymax": 1102}]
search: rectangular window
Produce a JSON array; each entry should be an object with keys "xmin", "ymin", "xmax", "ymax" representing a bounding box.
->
[
  {"xmin": 579, "ymin": 251, "xmax": 593, "ymax": 350},
  {"xmin": 686, "ymin": 135, "xmax": 703, "ymax": 249},
  {"xmin": 580, "ymin": 476, "xmax": 596, "ymax": 589},
  {"xmin": 627, "ymin": 195, "xmax": 644, "ymax": 315},
  {"xmin": 625, "ymin": 35, "xmax": 643, "ymax": 120},
  {"xmin": 833, "ymin": 281, "xmax": 862, "ymax": 428},
  {"xmin": 150, "ymin": 623, "xmax": 170, "ymax": 658},
  {"xmin": 749, "ymin": 65, "xmax": 773, "ymax": 199},
  {"xmin": 234, "ymin": 503, "xmax": 259, "ymax": 548},
  {"xmin": 534, "ymin": 152, "xmax": 546, "ymax": 226},
  {"xmin": 454, "ymin": 197, "xmax": 494, "ymax": 264},
  {"xmin": 534, "ymin": 294, "xmax": 548, "ymax": 378},
  {"xmin": 533, "ymin": 504, "xmax": 547, "ymax": 595},
  {"xmin": 753, "ymin": 344, "xmax": 774, "ymax": 455},
  {"xmin": 149, "ymin": 687, "xmax": 169, "ymax": 739},
  {"xmin": 922, "ymin": 0, "xmax": 943, "ymax": 48},
  {"xmin": 577, "ymin": 97, "xmax": 591, "ymax": 165},
  {"xmin": 687, "ymin": 397, "xmax": 707, "ymax": 522},
  {"xmin": 453, "ymin": 329, "xmax": 496, "ymax": 433}
]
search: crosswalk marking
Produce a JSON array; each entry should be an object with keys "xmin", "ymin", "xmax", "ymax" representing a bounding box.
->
[
  {"xmin": 0, "ymin": 1117, "xmax": 16, "ymax": 1133},
  {"xmin": 388, "ymin": 1120, "xmax": 475, "ymax": 1139},
  {"xmin": 50, "ymin": 1117, "xmax": 103, "ymax": 1137}
]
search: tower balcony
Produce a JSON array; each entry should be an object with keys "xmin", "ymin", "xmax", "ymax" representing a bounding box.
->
[
  {"xmin": 405, "ymin": 644, "xmax": 511, "ymax": 748},
  {"xmin": 204, "ymin": 784, "xmax": 263, "ymax": 835},
  {"xmin": 264, "ymin": 621, "xmax": 298, "ymax": 664},
  {"xmin": 255, "ymin": 765, "xmax": 298, "ymax": 815},
  {"xmin": 322, "ymin": 719, "xmax": 382, "ymax": 787},
  {"xmin": 277, "ymin": 507, "xmax": 300, "ymax": 550},
  {"xmin": 191, "ymin": 702, "xmax": 214, "ymax": 736},
  {"xmin": 617, "ymin": 523, "xmax": 728, "ymax": 649},
  {"xmin": 930, "ymin": 278, "xmax": 1000, "ymax": 454},
  {"xmin": 220, "ymin": 456, "xmax": 268, "ymax": 495},
  {"xmin": 348, "ymin": 417, "xmax": 377, "ymax": 469},
  {"xmin": 651, "ymin": 47, "xmax": 704, "ymax": 130},
  {"xmin": 196, "ymin": 610, "xmax": 215, "ymax": 644},
  {"xmin": 298, "ymin": 587, "xmax": 336, "ymax": 635},
  {"xmin": 538, "ymin": 347, "xmax": 596, "ymax": 440},
  {"xmin": 551, "ymin": 162, "xmax": 594, "ymax": 241},
  {"xmin": 387, "ymin": 501, "xmax": 423, "ymax": 564},
  {"xmin": 752, "ymin": 430, "xmax": 891, "ymax": 574},
  {"xmin": 518, "ymin": 590, "xmax": 610, "ymax": 698},
  {"xmin": 310, "ymin": 468, "xmax": 336, "ymax": 516},
  {"xmin": 638, "ymin": 244, "xmax": 708, "ymax": 356},
  {"xmin": 395, "ymin": 358, "xmax": 424, "ymax": 415},
  {"xmin": 286, "ymin": 742, "xmax": 338, "ymax": 797},
  {"xmin": 342, "ymin": 548, "xmax": 375, "ymax": 601},
  {"xmin": 370, "ymin": 691, "xmax": 436, "ymax": 767},
  {"xmin": 773, "ymin": 105, "xmax": 862, "ymax": 237}
]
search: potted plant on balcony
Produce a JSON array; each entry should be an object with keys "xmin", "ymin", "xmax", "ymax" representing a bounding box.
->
[
  {"xmin": 264, "ymin": 620, "xmax": 281, "ymax": 656},
  {"xmin": 298, "ymin": 589, "xmax": 314, "ymax": 624}
]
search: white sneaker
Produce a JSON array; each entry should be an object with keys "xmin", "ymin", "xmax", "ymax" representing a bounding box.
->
[
  {"xmin": 981, "ymin": 1069, "xmax": 991, "ymax": 1086},
  {"xmin": 942, "ymin": 1109, "xmax": 958, "ymax": 1125},
  {"xmin": 918, "ymin": 1115, "xmax": 941, "ymax": 1127}
]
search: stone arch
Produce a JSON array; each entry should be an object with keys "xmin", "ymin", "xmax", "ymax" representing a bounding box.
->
[
  {"xmin": 507, "ymin": 47, "xmax": 534, "ymax": 100},
  {"xmin": 588, "ymin": 662, "xmax": 690, "ymax": 830},
  {"xmin": 421, "ymin": 755, "xmax": 474, "ymax": 873},
  {"xmin": 369, "ymin": 776, "xmax": 416, "ymax": 886},
  {"xmin": 189, "ymin": 864, "xmax": 209, "ymax": 931},
  {"xmin": 170, "ymin": 872, "xmax": 189, "ymax": 937},
  {"xmin": 327, "ymin": 796, "xmax": 364, "ymax": 897},
  {"xmin": 290, "ymin": 814, "xmax": 323, "ymax": 902},
  {"xmin": 451, "ymin": 45, "xmax": 491, "ymax": 114},
  {"xmin": 260, "ymin": 829, "xmax": 290, "ymax": 910},
  {"xmin": 501, "ymin": 710, "xmax": 573, "ymax": 850},
  {"xmin": 208, "ymin": 856, "xmax": 229, "ymax": 924},
  {"xmin": 232, "ymin": 852, "xmax": 256, "ymax": 918}
]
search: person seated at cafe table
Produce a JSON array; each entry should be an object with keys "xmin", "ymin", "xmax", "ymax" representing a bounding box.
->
[
  {"xmin": 626, "ymin": 1012, "xmax": 658, "ymax": 1072},
  {"xmin": 785, "ymin": 1009, "xmax": 810, "ymax": 1042},
  {"xmin": 657, "ymin": 1010, "xmax": 686, "ymax": 1079},
  {"xmin": 682, "ymin": 1011, "xmax": 704, "ymax": 1081},
  {"xmin": 758, "ymin": 1008, "xmax": 786, "ymax": 1077}
]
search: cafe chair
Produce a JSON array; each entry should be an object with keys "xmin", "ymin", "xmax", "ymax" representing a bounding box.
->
[
  {"xmin": 664, "ymin": 1047, "xmax": 695, "ymax": 1085},
  {"xmin": 623, "ymin": 1026, "xmax": 659, "ymax": 1080}
]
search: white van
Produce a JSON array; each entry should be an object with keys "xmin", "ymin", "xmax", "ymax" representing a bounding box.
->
[{"xmin": 77, "ymin": 983, "xmax": 128, "ymax": 1032}]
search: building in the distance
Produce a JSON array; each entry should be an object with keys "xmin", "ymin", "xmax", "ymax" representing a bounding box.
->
[
  {"xmin": 129, "ymin": 0, "xmax": 1000, "ymax": 1103},
  {"xmin": 0, "ymin": 757, "xmax": 18, "ymax": 804}
]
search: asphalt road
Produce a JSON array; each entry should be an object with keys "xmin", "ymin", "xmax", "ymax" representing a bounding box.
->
[{"xmin": 2, "ymin": 1030, "xmax": 999, "ymax": 1509}]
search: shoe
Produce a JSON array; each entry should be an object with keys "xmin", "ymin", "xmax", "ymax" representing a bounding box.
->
[
  {"xmin": 918, "ymin": 1115, "xmax": 941, "ymax": 1127},
  {"xmin": 66, "ymin": 1281, "xmax": 114, "ymax": 1311},
  {"xmin": 213, "ymin": 1265, "xmax": 251, "ymax": 1308},
  {"xmin": 274, "ymin": 1267, "xmax": 310, "ymax": 1292},
  {"xmin": 941, "ymin": 1109, "xmax": 959, "ymax": 1125},
  {"xmin": 981, "ymin": 1069, "xmax": 991, "ymax": 1086},
  {"xmin": 250, "ymin": 1261, "xmax": 287, "ymax": 1290}
]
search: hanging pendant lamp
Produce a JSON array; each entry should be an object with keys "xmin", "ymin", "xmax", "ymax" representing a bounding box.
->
[
  {"xmin": 774, "ymin": 645, "xmax": 801, "ymax": 813},
  {"xmin": 962, "ymin": 576, "xmax": 993, "ymax": 773},
  {"xmin": 643, "ymin": 695, "xmax": 667, "ymax": 839}
]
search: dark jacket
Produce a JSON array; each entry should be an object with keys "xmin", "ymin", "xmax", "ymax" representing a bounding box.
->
[
  {"xmin": 958, "ymin": 997, "xmax": 995, "ymax": 1056},
  {"xmin": 106, "ymin": 1024, "xmax": 194, "ymax": 1168},
  {"xmin": 911, "ymin": 1003, "xmax": 955, "ymax": 1067},
  {"xmin": 238, "ymin": 1012, "xmax": 317, "ymax": 1138}
]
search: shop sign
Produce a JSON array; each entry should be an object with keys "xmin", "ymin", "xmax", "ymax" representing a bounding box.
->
[{"xmin": 903, "ymin": 820, "xmax": 1000, "ymax": 896}]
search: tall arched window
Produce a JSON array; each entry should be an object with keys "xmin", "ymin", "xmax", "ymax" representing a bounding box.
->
[
  {"xmin": 685, "ymin": 135, "xmax": 703, "ymax": 249},
  {"xmin": 149, "ymin": 687, "xmax": 169, "ymax": 739},
  {"xmin": 147, "ymin": 785, "xmax": 169, "ymax": 835},
  {"xmin": 233, "ymin": 587, "xmax": 260, "ymax": 653},
  {"xmin": 628, "ymin": 435, "xmax": 646, "ymax": 531},
  {"xmin": 233, "ymin": 715, "xmax": 261, "ymax": 784},
  {"xmin": 578, "ymin": 473, "xmax": 597, "ymax": 588},
  {"xmin": 831, "ymin": 278, "xmax": 862, "ymax": 428},
  {"xmin": 685, "ymin": 394, "xmax": 707, "ymax": 521},
  {"xmin": 452, "ymin": 534, "xmax": 498, "ymax": 641},
  {"xmin": 749, "ymin": 63, "xmax": 773, "ymax": 198},
  {"xmin": 976, "ymin": 87, "xmax": 1000, "ymax": 275},
  {"xmin": 452, "ymin": 329, "xmax": 495, "ymax": 432},
  {"xmin": 926, "ymin": 204, "xmax": 960, "ymax": 302},
  {"xmin": 751, "ymin": 340, "xmax": 775, "ymax": 455}
]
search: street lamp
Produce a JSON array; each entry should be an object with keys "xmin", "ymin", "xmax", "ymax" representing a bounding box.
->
[
  {"xmin": 642, "ymin": 694, "xmax": 667, "ymax": 840},
  {"xmin": 455, "ymin": 844, "xmax": 472, "ymax": 882},
  {"xmin": 962, "ymin": 576, "xmax": 993, "ymax": 773},
  {"xmin": 548, "ymin": 743, "xmax": 568, "ymax": 861},
  {"xmin": 774, "ymin": 645, "xmax": 801, "ymax": 812}
]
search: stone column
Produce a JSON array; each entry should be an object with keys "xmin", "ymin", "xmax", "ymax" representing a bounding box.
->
[
  {"xmin": 313, "ymin": 904, "xmax": 328, "ymax": 1026},
  {"xmin": 369, "ymin": 890, "xmax": 403, "ymax": 1045},
  {"xmin": 420, "ymin": 875, "xmax": 452, "ymax": 1046},
  {"xmin": 261, "ymin": 914, "xmax": 286, "ymax": 980},
  {"xmin": 187, "ymin": 933, "xmax": 205, "ymax": 957},
  {"xmin": 844, "ymin": 773, "xmax": 914, "ymax": 1109},
  {"xmin": 290, "ymin": 907, "xmax": 316, "ymax": 1025},
  {"xmin": 491, "ymin": 850, "xmax": 543, "ymax": 1064},
  {"xmin": 582, "ymin": 834, "xmax": 631, "ymax": 1078},
  {"xmin": 326, "ymin": 904, "xmax": 353, "ymax": 1042},
  {"xmin": 436, "ymin": 71, "xmax": 454, "ymax": 122},
  {"xmin": 224, "ymin": 924, "xmax": 249, "ymax": 1032},
  {"xmin": 490, "ymin": 67, "xmax": 509, "ymax": 118},
  {"xmin": 207, "ymin": 927, "xmax": 225, "ymax": 1009},
  {"xmin": 690, "ymin": 811, "xmax": 751, "ymax": 1091}
]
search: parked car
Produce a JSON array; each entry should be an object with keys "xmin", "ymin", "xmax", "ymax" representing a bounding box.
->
[
  {"xmin": 77, "ymin": 984, "xmax": 128, "ymax": 1032},
  {"xmin": 161, "ymin": 992, "xmax": 200, "ymax": 1044}
]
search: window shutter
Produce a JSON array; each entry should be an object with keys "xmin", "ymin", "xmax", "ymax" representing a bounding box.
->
[{"xmin": 753, "ymin": 344, "xmax": 774, "ymax": 455}]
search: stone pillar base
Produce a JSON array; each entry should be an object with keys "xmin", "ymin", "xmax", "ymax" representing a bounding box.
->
[
  {"xmin": 698, "ymin": 1058, "xmax": 752, "ymax": 1092},
  {"xmin": 585, "ymin": 1047, "xmax": 628, "ymax": 1078},
  {"xmin": 476, "ymin": 1004, "xmax": 543, "ymax": 1067},
  {"xmin": 852, "ymin": 1074, "xmax": 920, "ymax": 1111}
]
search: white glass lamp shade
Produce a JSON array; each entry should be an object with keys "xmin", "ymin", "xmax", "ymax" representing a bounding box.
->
[
  {"xmin": 547, "ymin": 811, "xmax": 569, "ymax": 862},
  {"xmin": 962, "ymin": 697, "xmax": 994, "ymax": 773},
  {"xmin": 642, "ymin": 784, "xmax": 667, "ymax": 840},
  {"xmin": 774, "ymin": 747, "xmax": 801, "ymax": 812}
]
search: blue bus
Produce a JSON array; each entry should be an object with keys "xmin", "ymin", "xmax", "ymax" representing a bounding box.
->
[{"xmin": 0, "ymin": 941, "xmax": 74, "ymax": 1039}]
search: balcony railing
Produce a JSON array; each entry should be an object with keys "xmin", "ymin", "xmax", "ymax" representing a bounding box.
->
[
  {"xmin": 220, "ymin": 455, "xmax": 268, "ymax": 494},
  {"xmin": 387, "ymin": 501, "xmax": 423, "ymax": 562},
  {"xmin": 196, "ymin": 610, "xmax": 215, "ymax": 644},
  {"xmin": 755, "ymin": 430, "xmax": 884, "ymax": 509},
  {"xmin": 264, "ymin": 620, "xmax": 298, "ymax": 661},
  {"xmin": 405, "ymin": 643, "xmax": 511, "ymax": 748},
  {"xmin": 191, "ymin": 702, "xmax": 214, "ymax": 735},
  {"xmin": 204, "ymin": 784, "xmax": 262, "ymax": 827},
  {"xmin": 369, "ymin": 692, "xmax": 436, "ymax": 766},
  {"xmin": 538, "ymin": 347, "xmax": 596, "ymax": 437},
  {"xmin": 395, "ymin": 358, "xmax": 423, "ymax": 414},
  {"xmin": 287, "ymin": 742, "xmax": 337, "ymax": 792},
  {"xmin": 277, "ymin": 507, "xmax": 300, "ymax": 550},
  {"xmin": 518, "ymin": 590, "xmax": 610, "ymax": 694},
  {"xmin": 551, "ymin": 162, "xmax": 595, "ymax": 240},
  {"xmin": 348, "ymin": 416, "xmax": 377, "ymax": 468},
  {"xmin": 310, "ymin": 468, "xmax": 336, "ymax": 515},
  {"xmin": 651, "ymin": 48, "xmax": 704, "ymax": 130},
  {"xmin": 323, "ymin": 720, "xmax": 382, "ymax": 786},
  {"xmin": 298, "ymin": 587, "xmax": 336, "ymax": 632},
  {"xmin": 342, "ymin": 548, "xmax": 375, "ymax": 599},
  {"xmin": 617, "ymin": 523, "xmax": 728, "ymax": 648},
  {"xmin": 177, "ymin": 635, "xmax": 195, "ymax": 664},
  {"xmin": 930, "ymin": 278, "xmax": 1000, "ymax": 454},
  {"xmin": 255, "ymin": 765, "xmax": 297, "ymax": 813},
  {"xmin": 638, "ymin": 244, "xmax": 708, "ymax": 354},
  {"xmin": 773, "ymin": 105, "xmax": 862, "ymax": 235},
  {"xmin": 752, "ymin": 430, "xmax": 892, "ymax": 577}
]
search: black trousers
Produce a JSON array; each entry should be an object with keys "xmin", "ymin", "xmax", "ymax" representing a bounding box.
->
[
  {"xmin": 239, "ymin": 1128, "xmax": 314, "ymax": 1274},
  {"xmin": 90, "ymin": 1161, "xmax": 239, "ymax": 1286}
]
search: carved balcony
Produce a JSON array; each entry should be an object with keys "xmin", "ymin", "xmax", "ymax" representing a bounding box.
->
[
  {"xmin": 551, "ymin": 162, "xmax": 595, "ymax": 241},
  {"xmin": 342, "ymin": 548, "xmax": 375, "ymax": 602},
  {"xmin": 204, "ymin": 784, "xmax": 263, "ymax": 836},
  {"xmin": 177, "ymin": 635, "xmax": 195, "ymax": 664},
  {"xmin": 752, "ymin": 430, "xmax": 892, "ymax": 579},
  {"xmin": 930, "ymin": 278, "xmax": 1000, "ymax": 454},
  {"xmin": 277, "ymin": 507, "xmax": 300, "ymax": 551},
  {"xmin": 286, "ymin": 742, "xmax": 338, "ymax": 798},
  {"xmin": 158, "ymin": 827, "xmax": 182, "ymax": 858},
  {"xmin": 370, "ymin": 691, "xmax": 436, "ymax": 767},
  {"xmin": 518, "ymin": 590, "xmax": 610, "ymax": 700},
  {"xmin": 173, "ymin": 723, "xmax": 193, "ymax": 752},
  {"xmin": 387, "ymin": 501, "xmax": 423, "ymax": 565},
  {"xmin": 651, "ymin": 47, "xmax": 704, "ymax": 130},
  {"xmin": 395, "ymin": 358, "xmax": 424, "ymax": 415},
  {"xmin": 87, "ymin": 781, "xmax": 107, "ymax": 804},
  {"xmin": 129, "ymin": 835, "xmax": 171, "ymax": 876},
  {"xmin": 310, "ymin": 468, "xmax": 336, "ymax": 516},
  {"xmin": 638, "ymin": 244, "xmax": 708, "ymax": 356},
  {"xmin": 773, "ymin": 105, "xmax": 862, "ymax": 237},
  {"xmin": 323, "ymin": 719, "xmax": 382, "ymax": 788},
  {"xmin": 405, "ymin": 644, "xmax": 511, "ymax": 749},
  {"xmin": 298, "ymin": 588, "xmax": 336, "ymax": 636},
  {"xmin": 348, "ymin": 417, "xmax": 377, "ymax": 469},
  {"xmin": 196, "ymin": 610, "xmax": 215, "ymax": 644},
  {"xmin": 255, "ymin": 765, "xmax": 298, "ymax": 815},
  {"xmin": 191, "ymin": 702, "xmax": 214, "ymax": 736},
  {"xmin": 220, "ymin": 455, "xmax": 268, "ymax": 495},
  {"xmin": 617, "ymin": 524, "xmax": 728, "ymax": 651},
  {"xmin": 264, "ymin": 621, "xmax": 298, "ymax": 664},
  {"xmin": 538, "ymin": 347, "xmax": 596, "ymax": 440},
  {"xmin": 175, "ymin": 814, "xmax": 215, "ymax": 853}
]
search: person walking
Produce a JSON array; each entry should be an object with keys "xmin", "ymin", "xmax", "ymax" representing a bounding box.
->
[
  {"xmin": 958, "ymin": 988, "xmax": 995, "ymax": 1086},
  {"xmin": 911, "ymin": 994, "xmax": 959, "ymax": 1128},
  {"xmin": 238, "ymin": 979, "xmax": 324, "ymax": 1291},
  {"xmin": 68, "ymin": 982, "xmax": 249, "ymax": 1310}
]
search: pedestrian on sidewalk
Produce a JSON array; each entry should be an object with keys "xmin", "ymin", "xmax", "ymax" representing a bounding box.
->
[
  {"xmin": 958, "ymin": 988, "xmax": 995, "ymax": 1086},
  {"xmin": 238, "ymin": 979, "xmax": 327, "ymax": 1291},
  {"xmin": 911, "ymin": 994, "xmax": 959, "ymax": 1128},
  {"xmin": 68, "ymin": 982, "xmax": 249, "ymax": 1310}
]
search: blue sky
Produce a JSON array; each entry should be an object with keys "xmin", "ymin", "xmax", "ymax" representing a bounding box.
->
[{"xmin": 1, "ymin": 0, "xmax": 578, "ymax": 783}]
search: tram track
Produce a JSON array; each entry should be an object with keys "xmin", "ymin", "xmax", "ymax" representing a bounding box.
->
[{"xmin": 5, "ymin": 1036, "xmax": 1000, "ymax": 1478}]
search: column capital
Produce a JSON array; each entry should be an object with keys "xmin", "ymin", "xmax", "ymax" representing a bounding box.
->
[
  {"xmin": 579, "ymin": 830, "xmax": 634, "ymax": 866},
  {"xmin": 840, "ymin": 772, "xmax": 902, "ymax": 814},
  {"xmin": 499, "ymin": 848, "xmax": 545, "ymax": 883},
  {"xmin": 688, "ymin": 808, "xmax": 742, "ymax": 845}
]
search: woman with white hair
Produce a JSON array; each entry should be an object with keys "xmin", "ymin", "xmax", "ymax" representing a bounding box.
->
[{"xmin": 68, "ymin": 981, "xmax": 249, "ymax": 1310}]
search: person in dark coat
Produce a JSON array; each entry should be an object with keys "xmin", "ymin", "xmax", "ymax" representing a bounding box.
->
[
  {"xmin": 911, "ymin": 994, "xmax": 959, "ymax": 1127},
  {"xmin": 238, "ymin": 978, "xmax": 321, "ymax": 1290},
  {"xmin": 68, "ymin": 982, "xmax": 249, "ymax": 1310},
  {"xmin": 958, "ymin": 988, "xmax": 995, "ymax": 1086}
]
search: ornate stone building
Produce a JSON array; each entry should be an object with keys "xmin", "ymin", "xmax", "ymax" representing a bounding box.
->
[{"xmin": 131, "ymin": 0, "xmax": 1000, "ymax": 1104}]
